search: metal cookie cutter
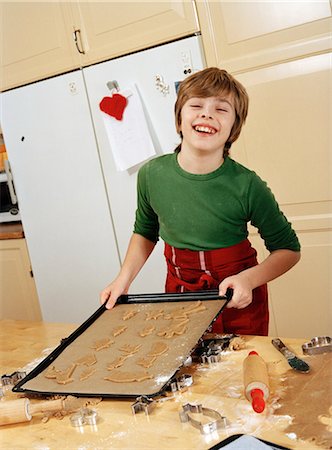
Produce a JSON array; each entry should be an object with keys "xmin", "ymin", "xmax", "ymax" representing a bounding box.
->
[
  {"xmin": 70, "ymin": 407, "xmax": 98, "ymax": 427},
  {"xmin": 131, "ymin": 395, "xmax": 155, "ymax": 415},
  {"xmin": 201, "ymin": 352, "xmax": 223, "ymax": 365},
  {"xmin": 193, "ymin": 334, "xmax": 239, "ymax": 364},
  {"xmin": 1, "ymin": 371, "xmax": 26, "ymax": 386},
  {"xmin": 179, "ymin": 403, "xmax": 227, "ymax": 435},
  {"xmin": 168, "ymin": 374, "xmax": 193, "ymax": 393},
  {"xmin": 302, "ymin": 336, "xmax": 332, "ymax": 355}
]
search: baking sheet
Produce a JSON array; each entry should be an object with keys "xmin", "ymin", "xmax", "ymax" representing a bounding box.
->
[{"xmin": 14, "ymin": 292, "xmax": 228, "ymax": 398}]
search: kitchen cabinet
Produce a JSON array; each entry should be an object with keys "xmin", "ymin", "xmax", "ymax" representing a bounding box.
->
[
  {"xmin": 196, "ymin": 0, "xmax": 332, "ymax": 72},
  {"xmin": 73, "ymin": 1, "xmax": 199, "ymax": 67},
  {"xmin": 194, "ymin": 0, "xmax": 332, "ymax": 338},
  {"xmin": 0, "ymin": 1, "xmax": 199, "ymax": 91},
  {"xmin": 234, "ymin": 52, "xmax": 332, "ymax": 338},
  {"xmin": 0, "ymin": 238, "xmax": 42, "ymax": 321},
  {"xmin": 0, "ymin": 2, "xmax": 79, "ymax": 91}
]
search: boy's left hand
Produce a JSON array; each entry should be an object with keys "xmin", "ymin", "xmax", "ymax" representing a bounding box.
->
[{"xmin": 219, "ymin": 273, "xmax": 253, "ymax": 309}]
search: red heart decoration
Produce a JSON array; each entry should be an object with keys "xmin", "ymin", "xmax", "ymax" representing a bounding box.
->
[{"xmin": 99, "ymin": 94, "xmax": 128, "ymax": 121}]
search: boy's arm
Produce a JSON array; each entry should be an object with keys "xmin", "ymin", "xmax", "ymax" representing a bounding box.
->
[
  {"xmin": 100, "ymin": 233, "xmax": 156, "ymax": 309},
  {"xmin": 219, "ymin": 249, "xmax": 301, "ymax": 309}
]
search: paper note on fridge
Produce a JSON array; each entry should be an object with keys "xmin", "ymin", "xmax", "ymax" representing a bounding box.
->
[{"xmin": 100, "ymin": 84, "xmax": 156, "ymax": 171}]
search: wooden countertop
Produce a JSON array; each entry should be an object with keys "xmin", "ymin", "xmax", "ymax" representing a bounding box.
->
[
  {"xmin": 0, "ymin": 319, "xmax": 330, "ymax": 450},
  {"xmin": 0, "ymin": 222, "xmax": 24, "ymax": 240}
]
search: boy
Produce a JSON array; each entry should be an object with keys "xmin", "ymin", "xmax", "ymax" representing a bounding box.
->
[{"xmin": 100, "ymin": 67, "xmax": 300, "ymax": 335}]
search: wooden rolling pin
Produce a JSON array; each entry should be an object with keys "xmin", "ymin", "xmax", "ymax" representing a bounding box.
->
[
  {"xmin": 243, "ymin": 351, "xmax": 269, "ymax": 413},
  {"xmin": 0, "ymin": 398, "xmax": 65, "ymax": 425}
]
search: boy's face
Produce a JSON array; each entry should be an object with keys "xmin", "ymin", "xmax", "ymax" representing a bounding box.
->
[{"xmin": 179, "ymin": 95, "xmax": 236, "ymax": 155}]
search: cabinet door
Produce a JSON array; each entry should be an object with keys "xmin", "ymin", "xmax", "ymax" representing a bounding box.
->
[
  {"xmin": 0, "ymin": 2, "xmax": 79, "ymax": 91},
  {"xmin": 74, "ymin": 1, "xmax": 199, "ymax": 66},
  {"xmin": 233, "ymin": 53, "xmax": 332, "ymax": 338},
  {"xmin": 0, "ymin": 239, "xmax": 42, "ymax": 321},
  {"xmin": 196, "ymin": 0, "xmax": 332, "ymax": 72}
]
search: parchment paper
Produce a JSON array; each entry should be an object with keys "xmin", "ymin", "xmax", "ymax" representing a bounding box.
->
[{"xmin": 19, "ymin": 299, "xmax": 226, "ymax": 397}]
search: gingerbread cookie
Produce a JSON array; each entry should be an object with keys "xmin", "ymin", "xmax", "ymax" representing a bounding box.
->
[
  {"xmin": 139, "ymin": 324, "xmax": 156, "ymax": 337},
  {"xmin": 91, "ymin": 337, "xmax": 114, "ymax": 351},
  {"xmin": 104, "ymin": 370, "xmax": 152, "ymax": 383},
  {"xmin": 111, "ymin": 325, "xmax": 127, "ymax": 337}
]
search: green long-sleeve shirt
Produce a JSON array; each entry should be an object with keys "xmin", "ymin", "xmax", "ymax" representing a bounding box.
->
[{"xmin": 134, "ymin": 154, "xmax": 300, "ymax": 252}]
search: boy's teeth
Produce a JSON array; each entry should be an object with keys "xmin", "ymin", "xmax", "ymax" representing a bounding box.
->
[{"xmin": 194, "ymin": 126, "xmax": 215, "ymax": 134}]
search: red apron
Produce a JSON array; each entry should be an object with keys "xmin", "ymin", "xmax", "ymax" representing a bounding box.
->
[{"xmin": 164, "ymin": 239, "xmax": 268, "ymax": 335}]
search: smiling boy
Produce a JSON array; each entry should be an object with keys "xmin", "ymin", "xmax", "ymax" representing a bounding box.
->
[{"xmin": 100, "ymin": 67, "xmax": 301, "ymax": 335}]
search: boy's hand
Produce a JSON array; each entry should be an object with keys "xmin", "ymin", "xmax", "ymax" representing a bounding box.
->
[
  {"xmin": 219, "ymin": 273, "xmax": 253, "ymax": 309},
  {"xmin": 100, "ymin": 280, "xmax": 128, "ymax": 310}
]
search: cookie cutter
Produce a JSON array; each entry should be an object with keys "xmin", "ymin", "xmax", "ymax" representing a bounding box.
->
[
  {"xmin": 70, "ymin": 412, "xmax": 85, "ymax": 427},
  {"xmin": 70, "ymin": 408, "xmax": 98, "ymax": 427},
  {"xmin": 201, "ymin": 353, "xmax": 223, "ymax": 364},
  {"xmin": 168, "ymin": 374, "xmax": 193, "ymax": 393},
  {"xmin": 179, "ymin": 403, "xmax": 227, "ymax": 435},
  {"xmin": 193, "ymin": 334, "xmax": 239, "ymax": 363},
  {"xmin": 1, "ymin": 371, "xmax": 26, "ymax": 387},
  {"xmin": 131, "ymin": 395, "xmax": 155, "ymax": 415},
  {"xmin": 302, "ymin": 336, "xmax": 332, "ymax": 355}
]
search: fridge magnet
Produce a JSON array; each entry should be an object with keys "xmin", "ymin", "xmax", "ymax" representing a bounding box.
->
[{"xmin": 99, "ymin": 93, "xmax": 128, "ymax": 121}]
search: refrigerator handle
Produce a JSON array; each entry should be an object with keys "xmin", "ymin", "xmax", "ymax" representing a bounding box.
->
[{"xmin": 4, "ymin": 159, "xmax": 18, "ymax": 205}]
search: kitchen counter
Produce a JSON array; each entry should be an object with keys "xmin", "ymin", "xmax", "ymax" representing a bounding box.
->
[
  {"xmin": 0, "ymin": 222, "xmax": 24, "ymax": 239},
  {"xmin": 0, "ymin": 319, "xmax": 331, "ymax": 449}
]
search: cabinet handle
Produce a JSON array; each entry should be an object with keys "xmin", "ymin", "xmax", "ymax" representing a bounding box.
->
[{"xmin": 73, "ymin": 29, "xmax": 85, "ymax": 55}]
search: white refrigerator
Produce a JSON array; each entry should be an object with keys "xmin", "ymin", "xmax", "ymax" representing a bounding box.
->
[{"xmin": 1, "ymin": 35, "xmax": 206, "ymax": 323}]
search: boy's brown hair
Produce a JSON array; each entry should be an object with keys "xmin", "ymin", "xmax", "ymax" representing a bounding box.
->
[{"xmin": 174, "ymin": 67, "xmax": 249, "ymax": 157}]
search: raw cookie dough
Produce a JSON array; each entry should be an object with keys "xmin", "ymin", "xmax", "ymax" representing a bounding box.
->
[
  {"xmin": 157, "ymin": 320, "xmax": 188, "ymax": 338},
  {"xmin": 145, "ymin": 309, "xmax": 164, "ymax": 320},
  {"xmin": 164, "ymin": 301, "xmax": 206, "ymax": 320},
  {"xmin": 122, "ymin": 309, "xmax": 138, "ymax": 321},
  {"xmin": 136, "ymin": 355, "xmax": 157, "ymax": 369},
  {"xmin": 139, "ymin": 324, "xmax": 156, "ymax": 337},
  {"xmin": 107, "ymin": 355, "xmax": 129, "ymax": 370},
  {"xmin": 75, "ymin": 353, "xmax": 97, "ymax": 366},
  {"xmin": 229, "ymin": 336, "xmax": 246, "ymax": 351},
  {"xmin": 104, "ymin": 370, "xmax": 152, "ymax": 383},
  {"xmin": 147, "ymin": 342, "xmax": 169, "ymax": 356},
  {"xmin": 91, "ymin": 337, "xmax": 114, "ymax": 351},
  {"xmin": 79, "ymin": 367, "xmax": 96, "ymax": 381},
  {"xmin": 112, "ymin": 325, "xmax": 127, "ymax": 337},
  {"xmin": 119, "ymin": 343, "xmax": 142, "ymax": 355},
  {"xmin": 56, "ymin": 364, "xmax": 77, "ymax": 385},
  {"xmin": 44, "ymin": 365, "xmax": 60, "ymax": 379}
]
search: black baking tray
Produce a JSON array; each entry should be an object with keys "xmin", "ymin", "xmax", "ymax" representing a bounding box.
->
[{"xmin": 13, "ymin": 289, "xmax": 231, "ymax": 398}]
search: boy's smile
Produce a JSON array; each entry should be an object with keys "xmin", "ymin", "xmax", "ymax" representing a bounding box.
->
[{"xmin": 180, "ymin": 95, "xmax": 236, "ymax": 155}]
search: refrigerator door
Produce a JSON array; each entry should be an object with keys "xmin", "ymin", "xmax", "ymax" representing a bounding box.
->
[
  {"xmin": 83, "ymin": 35, "xmax": 206, "ymax": 293},
  {"xmin": 1, "ymin": 71, "xmax": 121, "ymax": 323}
]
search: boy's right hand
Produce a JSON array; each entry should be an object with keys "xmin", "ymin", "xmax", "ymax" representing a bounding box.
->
[{"xmin": 100, "ymin": 280, "xmax": 128, "ymax": 310}]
